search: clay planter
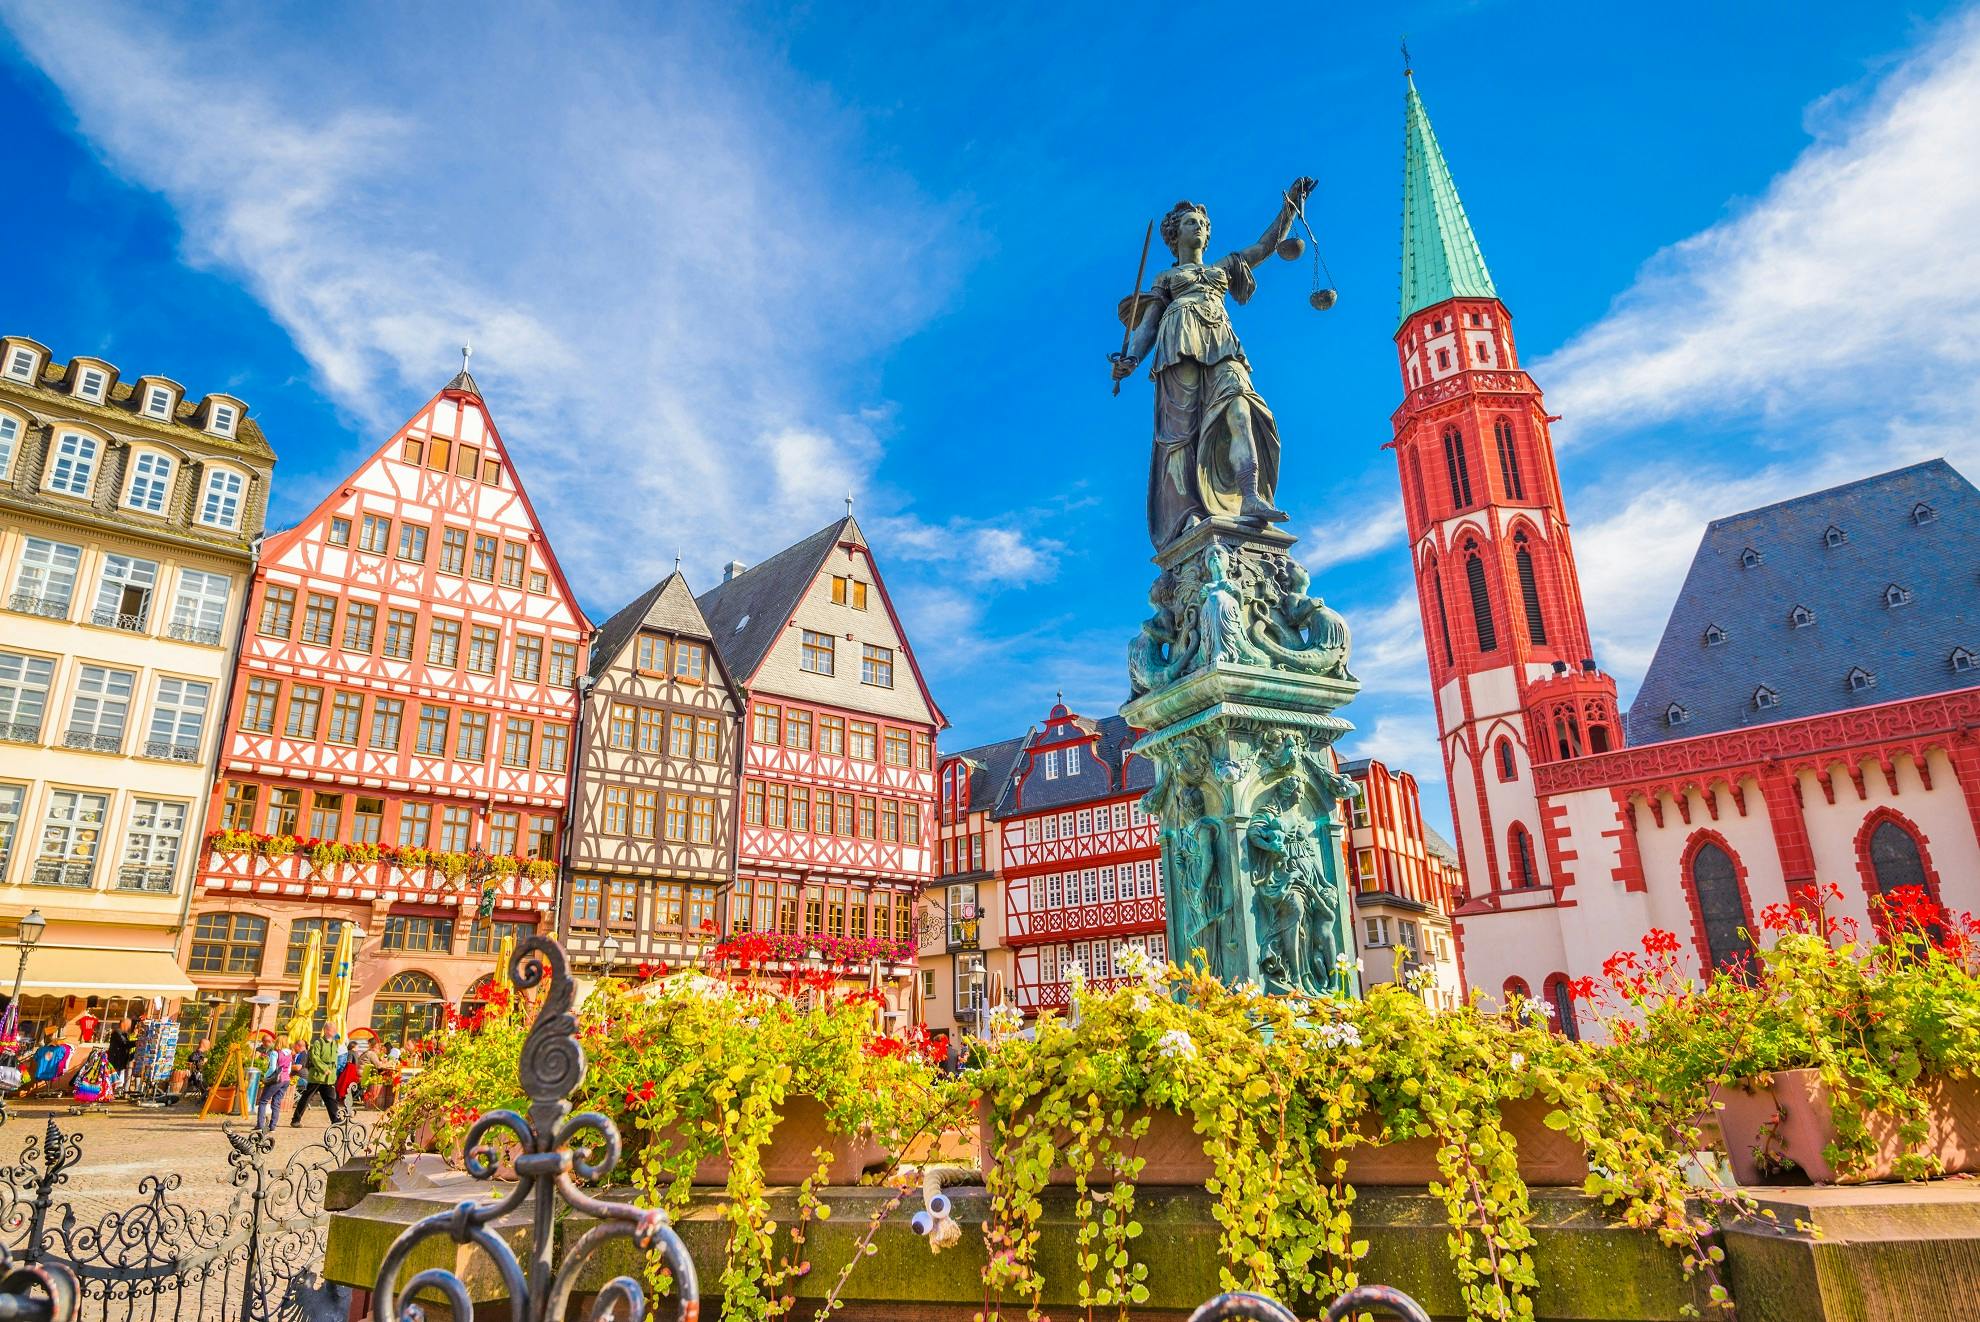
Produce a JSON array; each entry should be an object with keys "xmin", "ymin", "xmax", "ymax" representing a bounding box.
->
[
  {"xmin": 645, "ymin": 1094, "xmax": 889, "ymax": 1187},
  {"xmin": 1711, "ymin": 1068, "xmax": 1980, "ymax": 1184},
  {"xmin": 981, "ymin": 1096, "xmax": 1589, "ymax": 1188}
]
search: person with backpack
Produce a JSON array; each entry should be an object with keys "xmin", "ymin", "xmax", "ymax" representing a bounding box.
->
[
  {"xmin": 289, "ymin": 1030, "xmax": 344, "ymax": 1125},
  {"xmin": 256, "ymin": 1043, "xmax": 294, "ymax": 1132}
]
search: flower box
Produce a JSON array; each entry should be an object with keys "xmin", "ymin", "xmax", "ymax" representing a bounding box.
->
[
  {"xmin": 1711, "ymin": 1068, "xmax": 1980, "ymax": 1184},
  {"xmin": 981, "ymin": 1096, "xmax": 1589, "ymax": 1189},
  {"xmin": 647, "ymin": 1094, "xmax": 889, "ymax": 1186}
]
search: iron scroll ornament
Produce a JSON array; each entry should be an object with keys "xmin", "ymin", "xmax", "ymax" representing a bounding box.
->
[
  {"xmin": 1188, "ymin": 1287, "xmax": 1432, "ymax": 1322},
  {"xmin": 370, "ymin": 935, "xmax": 698, "ymax": 1322}
]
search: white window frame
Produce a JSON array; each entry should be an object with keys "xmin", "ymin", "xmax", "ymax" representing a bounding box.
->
[
  {"xmin": 119, "ymin": 798, "xmax": 187, "ymax": 892},
  {"xmin": 75, "ymin": 367, "xmax": 107, "ymax": 401},
  {"xmin": 0, "ymin": 783, "xmax": 22, "ymax": 875},
  {"xmin": 0, "ymin": 411, "xmax": 20, "ymax": 480},
  {"xmin": 124, "ymin": 450, "xmax": 175, "ymax": 514},
  {"xmin": 1066, "ymin": 744, "xmax": 1082, "ymax": 775},
  {"xmin": 36, "ymin": 789, "xmax": 110, "ymax": 887},
  {"xmin": 92, "ymin": 554, "xmax": 160, "ymax": 631},
  {"xmin": 1042, "ymin": 749, "xmax": 1059, "ymax": 780},
  {"xmin": 143, "ymin": 385, "xmax": 175, "ymax": 419},
  {"xmin": 146, "ymin": 677, "xmax": 210, "ymax": 761},
  {"xmin": 208, "ymin": 402, "xmax": 238, "ymax": 436},
  {"xmin": 46, "ymin": 431, "xmax": 100, "ymax": 497},
  {"xmin": 167, "ymin": 570, "xmax": 231, "ymax": 646},
  {"xmin": 67, "ymin": 665, "xmax": 135, "ymax": 750},
  {"xmin": 13, "ymin": 538, "xmax": 83, "ymax": 614},
  {"xmin": 4, "ymin": 347, "xmax": 36, "ymax": 381},
  {"xmin": 199, "ymin": 467, "xmax": 245, "ymax": 529},
  {"xmin": 0, "ymin": 652, "xmax": 56, "ymax": 739}
]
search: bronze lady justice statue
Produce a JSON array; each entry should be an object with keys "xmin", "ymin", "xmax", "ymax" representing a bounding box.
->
[{"xmin": 1110, "ymin": 177, "xmax": 1315, "ymax": 550}]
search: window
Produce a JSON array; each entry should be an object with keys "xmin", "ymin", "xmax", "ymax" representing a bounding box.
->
[
  {"xmin": 112, "ymin": 796, "xmax": 184, "ymax": 890},
  {"xmin": 402, "ymin": 438, "xmax": 423, "ymax": 465},
  {"xmin": 903, "ymin": 805, "xmax": 920, "ymax": 846},
  {"xmin": 538, "ymin": 723, "xmax": 569, "ymax": 773},
  {"xmin": 209, "ymin": 403, "xmax": 238, "ymax": 435},
  {"xmin": 789, "ymin": 787, "xmax": 810, "ymax": 832},
  {"xmin": 308, "ymin": 792, "xmax": 344, "ymax": 840},
  {"xmin": 1953, "ymin": 647, "xmax": 1978, "ymax": 675},
  {"xmin": 0, "ymin": 414, "xmax": 18, "ymax": 478},
  {"xmin": 300, "ymin": 593, "xmax": 337, "ymax": 645},
  {"xmin": 1440, "ymin": 425, "xmax": 1473, "ymax": 507},
  {"xmin": 188, "ymin": 913, "xmax": 267, "ymax": 975},
  {"xmin": 415, "ymin": 705, "xmax": 450, "ymax": 755},
  {"xmin": 397, "ymin": 524, "xmax": 429, "ymax": 562},
  {"xmin": 1824, "ymin": 525, "xmax": 1847, "ymax": 548},
  {"xmin": 138, "ymin": 384, "xmax": 173, "ymax": 418},
  {"xmin": 800, "ymin": 630, "xmax": 835, "ymax": 675},
  {"xmin": 779, "ymin": 707, "xmax": 811, "ymax": 751},
  {"xmin": 664, "ymin": 793, "xmax": 689, "ymax": 842},
  {"xmin": 342, "ymin": 601, "xmax": 377, "ymax": 653},
  {"xmin": 690, "ymin": 797, "xmax": 716, "ymax": 845},
  {"xmin": 371, "ymin": 971, "xmax": 446, "ymax": 1046},
  {"xmin": 1496, "ymin": 737, "xmax": 1517, "ymax": 782},
  {"xmin": 199, "ymin": 469, "xmax": 245, "ymax": 529},
  {"xmin": 1436, "ymin": 347, "xmax": 1451, "ymax": 370},
  {"xmin": 673, "ymin": 640, "xmax": 706, "ymax": 682},
  {"xmin": 1885, "ymin": 584, "xmax": 1913, "ymax": 609},
  {"xmin": 501, "ymin": 543, "xmax": 527, "ymax": 587},
  {"xmin": 1042, "ymin": 749, "xmax": 1059, "ymax": 780},
  {"xmin": 1689, "ymin": 840, "xmax": 1753, "ymax": 970},
  {"xmin": 14, "ymin": 537, "xmax": 83, "ymax": 615},
  {"xmin": 454, "ymin": 443, "xmax": 480, "ymax": 479},
  {"xmin": 166, "ymin": 569, "xmax": 231, "ymax": 646},
  {"xmin": 1753, "ymin": 686, "xmax": 1779, "ymax": 710},
  {"xmin": 1507, "ymin": 824, "xmax": 1538, "ymax": 889},
  {"xmin": 609, "ymin": 703, "xmax": 637, "ymax": 751},
  {"xmin": 455, "ymin": 710, "xmax": 489, "ymax": 762},
  {"xmin": 47, "ymin": 431, "xmax": 99, "ymax": 496},
  {"xmin": 1066, "ymin": 744, "xmax": 1082, "ymax": 776},
  {"xmin": 1789, "ymin": 605, "xmax": 1816, "ymax": 629},
  {"xmin": 369, "ymin": 698, "xmax": 404, "ymax": 750},
  {"xmin": 427, "ymin": 619, "xmax": 461, "ymax": 668},
  {"xmin": 1739, "ymin": 547, "xmax": 1763, "ymax": 569},
  {"xmin": 283, "ymin": 919, "xmax": 345, "ymax": 978},
  {"xmin": 1868, "ymin": 819, "xmax": 1935, "ymax": 911},
  {"xmin": 258, "ymin": 585, "xmax": 297, "ymax": 637},
  {"xmin": 278, "ymin": 683, "xmax": 323, "ymax": 740},
  {"xmin": 1848, "ymin": 667, "xmax": 1877, "ymax": 693},
  {"xmin": 527, "ymin": 815, "xmax": 556, "ymax": 859},
  {"xmin": 146, "ymin": 677, "xmax": 209, "ymax": 760},
  {"xmin": 635, "ymin": 634, "xmax": 669, "ymax": 674},
  {"xmin": 239, "ymin": 677, "xmax": 279, "ymax": 733},
  {"xmin": 605, "ymin": 880, "xmax": 639, "ymax": 930},
  {"xmin": 502, "ymin": 718, "xmax": 533, "ymax": 767},
  {"xmin": 5, "ymin": 347, "xmax": 36, "ymax": 380},
  {"xmin": 1914, "ymin": 502, "xmax": 1938, "ymax": 524},
  {"xmin": 1465, "ymin": 547, "xmax": 1497, "ymax": 652},
  {"xmin": 384, "ymin": 609, "xmax": 418, "ymax": 660},
  {"xmin": 91, "ymin": 554, "xmax": 158, "ymax": 631},
  {"xmin": 639, "ymin": 708, "xmax": 669, "ymax": 755},
  {"xmin": 570, "ymin": 877, "xmax": 601, "ymax": 927},
  {"xmin": 549, "ymin": 641, "xmax": 579, "ymax": 687},
  {"xmin": 512, "ymin": 635, "xmax": 543, "ymax": 682},
  {"xmin": 0, "ymin": 653, "xmax": 52, "ymax": 743},
  {"xmin": 359, "ymin": 514, "xmax": 392, "ymax": 554},
  {"xmin": 831, "ymin": 575, "xmax": 869, "ymax": 609},
  {"xmin": 470, "ymin": 535, "xmax": 498, "ymax": 581},
  {"xmin": 819, "ymin": 714, "xmax": 845, "ymax": 756},
  {"xmin": 856, "ymin": 796, "xmax": 877, "ymax": 838},
  {"xmin": 861, "ymin": 644, "xmax": 895, "ymax": 688},
  {"xmin": 439, "ymin": 528, "xmax": 468, "ymax": 575},
  {"xmin": 753, "ymin": 703, "xmax": 782, "ymax": 746},
  {"xmin": 631, "ymin": 788, "xmax": 657, "ymax": 837},
  {"xmin": 353, "ymin": 796, "xmax": 384, "ymax": 845},
  {"xmin": 439, "ymin": 805, "xmax": 473, "ymax": 852},
  {"xmin": 67, "ymin": 665, "xmax": 134, "ymax": 750},
  {"xmin": 916, "ymin": 734, "xmax": 933, "ymax": 770},
  {"xmin": 126, "ymin": 452, "xmax": 174, "ymax": 514},
  {"xmin": 1703, "ymin": 623, "xmax": 1727, "ymax": 647},
  {"xmin": 397, "ymin": 803, "xmax": 432, "ymax": 847},
  {"xmin": 529, "ymin": 571, "xmax": 548, "ymax": 593},
  {"xmin": 850, "ymin": 720, "xmax": 878, "ymax": 760},
  {"xmin": 695, "ymin": 716, "xmax": 721, "ymax": 762},
  {"xmin": 1665, "ymin": 702, "xmax": 1689, "ymax": 727},
  {"xmin": 36, "ymin": 790, "xmax": 109, "ymax": 886},
  {"xmin": 329, "ymin": 517, "xmax": 352, "ymax": 546},
  {"xmin": 1513, "ymin": 534, "xmax": 1546, "ymax": 644},
  {"xmin": 467, "ymin": 625, "xmax": 500, "ymax": 674},
  {"xmin": 1493, "ymin": 417, "xmax": 1525, "ymax": 500}
]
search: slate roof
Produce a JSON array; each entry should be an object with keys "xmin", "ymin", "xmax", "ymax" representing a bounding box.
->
[
  {"xmin": 947, "ymin": 734, "xmax": 1030, "ymax": 814},
  {"xmin": 588, "ymin": 571, "xmax": 715, "ymax": 681},
  {"xmin": 996, "ymin": 711, "xmax": 1151, "ymax": 817},
  {"xmin": 1624, "ymin": 459, "xmax": 1980, "ymax": 746},
  {"xmin": 1399, "ymin": 75, "xmax": 1497, "ymax": 323},
  {"xmin": 1423, "ymin": 824, "xmax": 1459, "ymax": 866},
  {"xmin": 695, "ymin": 517, "xmax": 858, "ymax": 683}
]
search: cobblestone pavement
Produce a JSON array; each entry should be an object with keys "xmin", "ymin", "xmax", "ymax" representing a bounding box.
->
[{"xmin": 0, "ymin": 1097, "xmax": 377, "ymax": 1225}]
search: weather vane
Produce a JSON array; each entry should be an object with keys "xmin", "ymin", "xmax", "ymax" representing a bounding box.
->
[{"xmin": 1401, "ymin": 36, "xmax": 1412, "ymax": 75}]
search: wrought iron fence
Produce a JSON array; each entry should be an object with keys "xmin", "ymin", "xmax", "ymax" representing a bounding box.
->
[{"xmin": 0, "ymin": 1112, "xmax": 373, "ymax": 1322}]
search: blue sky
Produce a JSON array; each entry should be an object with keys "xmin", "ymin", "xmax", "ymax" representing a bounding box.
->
[{"xmin": 4, "ymin": 2, "xmax": 1978, "ymax": 837}]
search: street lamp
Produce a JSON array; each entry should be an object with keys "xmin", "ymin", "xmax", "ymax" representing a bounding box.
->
[
  {"xmin": 9, "ymin": 908, "xmax": 47, "ymax": 1007},
  {"xmin": 598, "ymin": 936, "xmax": 622, "ymax": 975}
]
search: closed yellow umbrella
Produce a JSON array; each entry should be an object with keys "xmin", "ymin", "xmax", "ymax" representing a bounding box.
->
[
  {"xmin": 493, "ymin": 933, "xmax": 515, "ymax": 994},
  {"xmin": 324, "ymin": 922, "xmax": 356, "ymax": 1039},
  {"xmin": 286, "ymin": 927, "xmax": 323, "ymax": 1046}
]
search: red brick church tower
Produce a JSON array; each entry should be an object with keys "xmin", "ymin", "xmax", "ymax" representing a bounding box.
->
[{"xmin": 1388, "ymin": 70, "xmax": 1620, "ymax": 943}]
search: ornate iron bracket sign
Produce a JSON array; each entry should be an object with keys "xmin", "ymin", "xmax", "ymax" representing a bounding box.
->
[
  {"xmin": 371, "ymin": 935, "xmax": 698, "ymax": 1322},
  {"xmin": 1189, "ymin": 1287, "xmax": 1432, "ymax": 1322}
]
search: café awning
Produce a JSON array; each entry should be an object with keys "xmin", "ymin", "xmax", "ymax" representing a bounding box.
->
[{"xmin": 11, "ymin": 945, "xmax": 198, "ymax": 999}]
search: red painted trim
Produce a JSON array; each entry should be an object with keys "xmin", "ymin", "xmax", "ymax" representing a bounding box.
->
[
  {"xmin": 1605, "ymin": 788, "xmax": 1647, "ymax": 893},
  {"xmin": 1850, "ymin": 806, "xmax": 1946, "ymax": 917},
  {"xmin": 1677, "ymin": 828, "xmax": 1757, "ymax": 973}
]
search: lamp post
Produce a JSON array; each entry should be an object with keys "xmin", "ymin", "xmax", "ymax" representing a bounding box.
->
[
  {"xmin": 8, "ymin": 908, "xmax": 46, "ymax": 1007},
  {"xmin": 598, "ymin": 936, "xmax": 622, "ymax": 976}
]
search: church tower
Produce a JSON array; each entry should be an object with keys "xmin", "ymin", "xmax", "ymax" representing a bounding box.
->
[{"xmin": 1388, "ymin": 71, "xmax": 1620, "ymax": 943}]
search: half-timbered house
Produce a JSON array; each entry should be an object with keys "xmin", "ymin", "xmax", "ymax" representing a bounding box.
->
[
  {"xmin": 1339, "ymin": 756, "xmax": 1464, "ymax": 1008},
  {"xmin": 563, "ymin": 572, "xmax": 742, "ymax": 973},
  {"xmin": 695, "ymin": 516, "xmax": 942, "ymax": 996},
  {"xmin": 922, "ymin": 734, "xmax": 1025, "ymax": 1044},
  {"xmin": 183, "ymin": 367, "xmax": 590, "ymax": 1043}
]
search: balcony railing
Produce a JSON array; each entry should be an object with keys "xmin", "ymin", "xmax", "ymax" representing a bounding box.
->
[
  {"xmin": 0, "ymin": 719, "xmax": 41, "ymax": 745},
  {"xmin": 166, "ymin": 620, "xmax": 223, "ymax": 646},
  {"xmin": 62, "ymin": 728, "xmax": 122, "ymax": 753},
  {"xmin": 88, "ymin": 607, "xmax": 148, "ymax": 633},
  {"xmin": 32, "ymin": 860, "xmax": 94, "ymax": 888},
  {"xmin": 116, "ymin": 864, "xmax": 176, "ymax": 893},
  {"xmin": 7, "ymin": 592, "xmax": 68, "ymax": 619},
  {"xmin": 200, "ymin": 847, "xmax": 558, "ymax": 908},
  {"xmin": 142, "ymin": 739, "xmax": 200, "ymax": 762}
]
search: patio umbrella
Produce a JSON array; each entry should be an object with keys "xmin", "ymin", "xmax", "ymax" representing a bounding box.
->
[
  {"xmin": 324, "ymin": 923, "xmax": 356, "ymax": 1039},
  {"xmin": 493, "ymin": 933, "xmax": 515, "ymax": 993},
  {"xmin": 286, "ymin": 927, "xmax": 323, "ymax": 1046}
]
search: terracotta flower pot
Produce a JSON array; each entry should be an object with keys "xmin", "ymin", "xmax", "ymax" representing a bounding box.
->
[
  {"xmin": 1711, "ymin": 1068, "xmax": 1980, "ymax": 1185},
  {"xmin": 645, "ymin": 1094, "xmax": 889, "ymax": 1187},
  {"xmin": 981, "ymin": 1096, "xmax": 1588, "ymax": 1188}
]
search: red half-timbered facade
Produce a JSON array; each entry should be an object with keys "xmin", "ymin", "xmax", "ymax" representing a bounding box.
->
[
  {"xmin": 696, "ymin": 517, "xmax": 942, "ymax": 998},
  {"xmin": 183, "ymin": 368, "xmax": 590, "ymax": 1041},
  {"xmin": 999, "ymin": 703, "xmax": 1163, "ymax": 1016}
]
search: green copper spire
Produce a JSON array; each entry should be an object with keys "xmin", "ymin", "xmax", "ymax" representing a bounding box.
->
[{"xmin": 1400, "ymin": 74, "xmax": 1497, "ymax": 323}]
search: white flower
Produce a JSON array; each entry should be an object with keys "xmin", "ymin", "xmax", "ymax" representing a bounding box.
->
[
  {"xmin": 1234, "ymin": 980, "xmax": 1262, "ymax": 998},
  {"xmin": 1130, "ymin": 994, "xmax": 1153, "ymax": 1014},
  {"xmin": 1509, "ymin": 1052, "xmax": 1527, "ymax": 1072},
  {"xmin": 1517, "ymin": 999, "xmax": 1556, "ymax": 1025},
  {"xmin": 1316, "ymin": 1020, "xmax": 1362, "ymax": 1050},
  {"xmin": 1064, "ymin": 961, "xmax": 1087, "ymax": 987},
  {"xmin": 1155, "ymin": 1029, "xmax": 1197, "ymax": 1060},
  {"xmin": 1402, "ymin": 965, "xmax": 1435, "ymax": 992},
  {"xmin": 987, "ymin": 1003, "xmax": 1024, "ymax": 1035}
]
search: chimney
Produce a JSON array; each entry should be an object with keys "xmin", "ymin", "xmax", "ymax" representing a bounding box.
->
[{"xmin": 723, "ymin": 560, "xmax": 747, "ymax": 582}]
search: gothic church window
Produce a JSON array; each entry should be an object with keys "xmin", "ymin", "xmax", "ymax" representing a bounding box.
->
[
  {"xmin": 1496, "ymin": 738, "xmax": 1516, "ymax": 782},
  {"xmin": 1463, "ymin": 545, "xmax": 1496, "ymax": 652},
  {"xmin": 1867, "ymin": 819, "xmax": 1935, "ymax": 909},
  {"xmin": 1514, "ymin": 532, "xmax": 1546, "ymax": 644},
  {"xmin": 1687, "ymin": 840, "xmax": 1753, "ymax": 970},
  {"xmin": 1441, "ymin": 426, "xmax": 1474, "ymax": 507},
  {"xmin": 1493, "ymin": 417, "xmax": 1524, "ymax": 499},
  {"xmin": 1507, "ymin": 824, "xmax": 1538, "ymax": 889},
  {"xmin": 1428, "ymin": 557, "xmax": 1454, "ymax": 666}
]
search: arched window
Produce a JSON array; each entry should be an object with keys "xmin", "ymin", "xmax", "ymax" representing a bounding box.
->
[
  {"xmin": 1502, "ymin": 975, "xmax": 1531, "ymax": 1004},
  {"xmin": 371, "ymin": 970, "xmax": 444, "ymax": 1046},
  {"xmin": 1508, "ymin": 823, "xmax": 1538, "ymax": 889},
  {"xmin": 1545, "ymin": 975, "xmax": 1581, "ymax": 1041},
  {"xmin": 1496, "ymin": 737, "xmax": 1517, "ymax": 782},
  {"xmin": 1494, "ymin": 417, "xmax": 1525, "ymax": 499},
  {"xmin": 461, "ymin": 974, "xmax": 498, "ymax": 1016},
  {"xmin": 1428, "ymin": 559, "xmax": 1454, "ymax": 666},
  {"xmin": 1867, "ymin": 818, "xmax": 1932, "ymax": 904},
  {"xmin": 1687, "ymin": 841, "xmax": 1753, "ymax": 970},
  {"xmin": 1409, "ymin": 449, "xmax": 1428, "ymax": 519},
  {"xmin": 1442, "ymin": 425, "xmax": 1474, "ymax": 507},
  {"xmin": 1464, "ymin": 545, "xmax": 1497, "ymax": 652},
  {"xmin": 1554, "ymin": 707, "xmax": 1583, "ymax": 760},
  {"xmin": 1514, "ymin": 531, "xmax": 1547, "ymax": 644}
]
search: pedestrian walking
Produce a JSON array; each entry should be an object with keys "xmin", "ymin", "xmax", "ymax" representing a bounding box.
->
[
  {"xmin": 106, "ymin": 1018, "xmax": 136, "ymax": 1093},
  {"xmin": 335, "ymin": 1039, "xmax": 364, "ymax": 1110},
  {"xmin": 289, "ymin": 1030, "xmax": 344, "ymax": 1126},
  {"xmin": 256, "ymin": 1043, "xmax": 294, "ymax": 1133}
]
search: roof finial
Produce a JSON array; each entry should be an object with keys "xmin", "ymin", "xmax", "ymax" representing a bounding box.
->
[
  {"xmin": 1400, "ymin": 35, "xmax": 1412, "ymax": 76},
  {"xmin": 845, "ymin": 489, "xmax": 855, "ymax": 518},
  {"xmin": 461, "ymin": 341, "xmax": 472, "ymax": 375},
  {"xmin": 674, "ymin": 552, "xmax": 682, "ymax": 572},
  {"xmin": 1056, "ymin": 688, "xmax": 1065, "ymax": 706}
]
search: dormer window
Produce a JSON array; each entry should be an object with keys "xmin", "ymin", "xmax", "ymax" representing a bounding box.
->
[
  {"xmin": 143, "ymin": 386, "xmax": 174, "ymax": 419},
  {"xmin": 75, "ymin": 367, "xmax": 107, "ymax": 401},
  {"xmin": 1665, "ymin": 702, "xmax": 1689, "ymax": 727},
  {"xmin": 46, "ymin": 431, "xmax": 99, "ymax": 497},
  {"xmin": 1913, "ymin": 502, "xmax": 1938, "ymax": 525},
  {"xmin": 1066, "ymin": 744, "xmax": 1082, "ymax": 775},
  {"xmin": 1953, "ymin": 647, "xmax": 1977, "ymax": 675},
  {"xmin": 1884, "ymin": 584, "xmax": 1913, "ymax": 608},
  {"xmin": 1042, "ymin": 749, "xmax": 1060, "ymax": 780},
  {"xmin": 1703, "ymin": 624, "xmax": 1727, "ymax": 647},
  {"xmin": 1789, "ymin": 605, "xmax": 1816, "ymax": 629},
  {"xmin": 1823, "ymin": 525, "xmax": 1847, "ymax": 548},
  {"xmin": 1739, "ymin": 547, "xmax": 1762, "ymax": 569},
  {"xmin": 1753, "ymin": 686, "xmax": 1779, "ymax": 710},
  {"xmin": 4, "ymin": 347, "xmax": 35, "ymax": 381},
  {"xmin": 125, "ymin": 452, "xmax": 174, "ymax": 514},
  {"xmin": 0, "ymin": 412, "xmax": 18, "ymax": 480},
  {"xmin": 199, "ymin": 467, "xmax": 245, "ymax": 529},
  {"xmin": 1847, "ymin": 667, "xmax": 1876, "ymax": 693},
  {"xmin": 208, "ymin": 403, "xmax": 238, "ymax": 437}
]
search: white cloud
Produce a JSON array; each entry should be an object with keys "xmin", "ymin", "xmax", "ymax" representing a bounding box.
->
[
  {"xmin": 1302, "ymin": 500, "xmax": 1406, "ymax": 573},
  {"xmin": 875, "ymin": 514, "xmax": 1066, "ymax": 587},
  {"xmin": 0, "ymin": 2, "xmax": 962, "ymax": 604}
]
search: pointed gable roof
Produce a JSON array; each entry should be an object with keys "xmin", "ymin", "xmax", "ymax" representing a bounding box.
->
[
  {"xmin": 695, "ymin": 517, "xmax": 853, "ymax": 681},
  {"xmin": 1400, "ymin": 74, "xmax": 1498, "ymax": 324},
  {"xmin": 1625, "ymin": 459, "xmax": 1980, "ymax": 746},
  {"xmin": 588, "ymin": 571, "xmax": 721, "ymax": 681},
  {"xmin": 947, "ymin": 733, "xmax": 1031, "ymax": 814}
]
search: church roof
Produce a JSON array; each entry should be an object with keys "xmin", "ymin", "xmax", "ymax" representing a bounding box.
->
[
  {"xmin": 1400, "ymin": 74, "xmax": 1498, "ymax": 324},
  {"xmin": 695, "ymin": 517, "xmax": 859, "ymax": 682},
  {"xmin": 1624, "ymin": 459, "xmax": 1980, "ymax": 746}
]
